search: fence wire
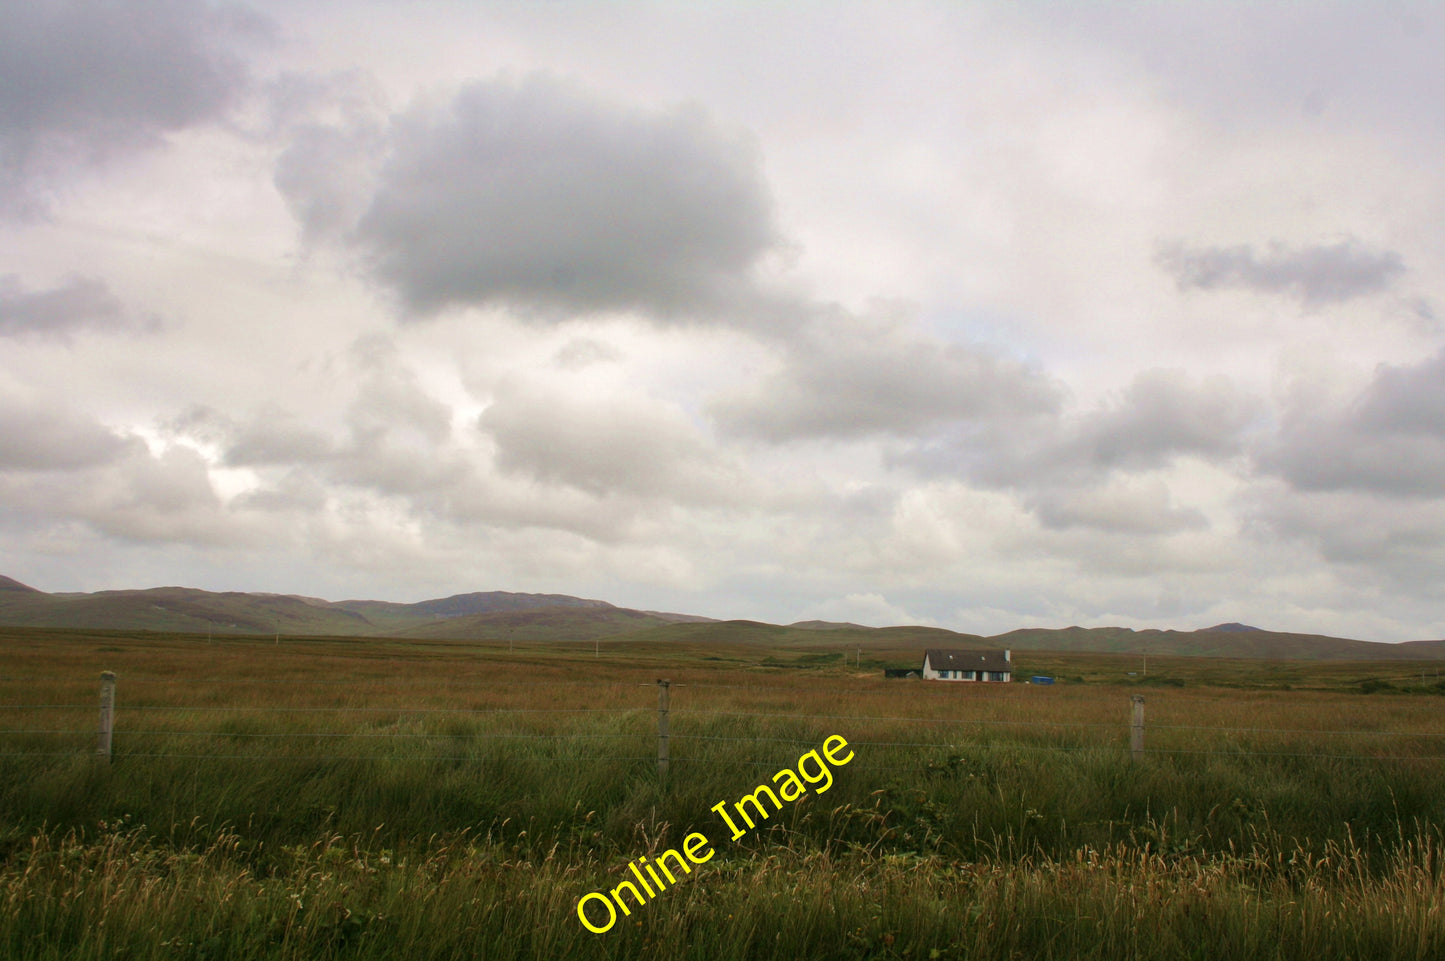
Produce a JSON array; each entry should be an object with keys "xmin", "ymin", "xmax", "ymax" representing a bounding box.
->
[{"xmin": 4, "ymin": 672, "xmax": 1445, "ymax": 767}]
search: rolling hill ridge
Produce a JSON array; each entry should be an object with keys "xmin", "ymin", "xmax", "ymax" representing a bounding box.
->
[
  {"xmin": 0, "ymin": 577, "xmax": 698, "ymax": 640},
  {"xmin": 1, "ymin": 575, "xmax": 1442, "ymax": 660}
]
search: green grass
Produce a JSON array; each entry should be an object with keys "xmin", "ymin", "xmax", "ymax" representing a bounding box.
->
[
  {"xmin": 4, "ymin": 820, "xmax": 1442, "ymax": 960},
  {"xmin": 2, "ymin": 628, "xmax": 1444, "ymax": 958}
]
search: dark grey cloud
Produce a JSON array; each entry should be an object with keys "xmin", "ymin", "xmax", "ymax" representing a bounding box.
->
[
  {"xmin": 0, "ymin": 274, "xmax": 140, "ymax": 337},
  {"xmin": 902, "ymin": 369, "xmax": 1258, "ymax": 486},
  {"xmin": 0, "ymin": 0, "xmax": 269, "ymax": 216},
  {"xmin": 1355, "ymin": 350, "xmax": 1445, "ymax": 435},
  {"xmin": 273, "ymin": 121, "xmax": 386, "ymax": 245},
  {"xmin": 270, "ymin": 71, "xmax": 389, "ymax": 246},
  {"xmin": 1062, "ymin": 370, "xmax": 1260, "ymax": 473},
  {"xmin": 277, "ymin": 74, "xmax": 780, "ymax": 320},
  {"xmin": 1156, "ymin": 238, "xmax": 1405, "ymax": 306},
  {"xmin": 1261, "ymin": 349, "xmax": 1445, "ymax": 498},
  {"xmin": 711, "ymin": 310, "xmax": 1063, "ymax": 442},
  {"xmin": 883, "ymin": 370, "xmax": 1258, "ymax": 536},
  {"xmin": 0, "ymin": 397, "xmax": 141, "ymax": 470}
]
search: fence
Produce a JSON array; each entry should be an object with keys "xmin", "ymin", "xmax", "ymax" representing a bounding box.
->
[{"xmin": 4, "ymin": 672, "xmax": 1445, "ymax": 774}]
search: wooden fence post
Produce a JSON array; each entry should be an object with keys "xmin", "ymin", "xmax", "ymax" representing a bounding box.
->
[
  {"xmin": 1130, "ymin": 694, "xmax": 1145, "ymax": 762},
  {"xmin": 657, "ymin": 679, "xmax": 670, "ymax": 780},
  {"xmin": 98, "ymin": 671, "xmax": 116, "ymax": 762}
]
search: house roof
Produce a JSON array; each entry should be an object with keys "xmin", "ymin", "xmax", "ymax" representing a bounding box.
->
[{"xmin": 924, "ymin": 649, "xmax": 1012, "ymax": 673}]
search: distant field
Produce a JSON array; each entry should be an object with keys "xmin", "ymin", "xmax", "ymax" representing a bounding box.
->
[{"xmin": 2, "ymin": 627, "xmax": 1443, "ymax": 959}]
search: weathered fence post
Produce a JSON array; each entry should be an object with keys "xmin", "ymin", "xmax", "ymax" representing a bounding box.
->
[
  {"xmin": 98, "ymin": 671, "xmax": 116, "ymax": 762},
  {"xmin": 656, "ymin": 679, "xmax": 670, "ymax": 780},
  {"xmin": 1130, "ymin": 694, "xmax": 1145, "ymax": 762}
]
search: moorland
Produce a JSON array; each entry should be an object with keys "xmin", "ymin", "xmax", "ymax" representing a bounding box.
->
[{"xmin": 2, "ymin": 619, "xmax": 1444, "ymax": 959}]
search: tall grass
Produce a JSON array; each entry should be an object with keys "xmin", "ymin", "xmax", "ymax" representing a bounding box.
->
[
  {"xmin": 3, "ymin": 629, "xmax": 1445, "ymax": 957},
  {"xmin": 2, "ymin": 820, "xmax": 1441, "ymax": 960}
]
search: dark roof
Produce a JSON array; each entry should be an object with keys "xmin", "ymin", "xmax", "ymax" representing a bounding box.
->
[{"xmin": 924, "ymin": 649, "xmax": 1012, "ymax": 673}]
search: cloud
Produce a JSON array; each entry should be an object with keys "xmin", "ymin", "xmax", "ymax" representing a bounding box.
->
[
  {"xmin": 1261, "ymin": 349, "xmax": 1445, "ymax": 498},
  {"xmin": 1156, "ymin": 238, "xmax": 1406, "ymax": 306},
  {"xmin": 711, "ymin": 306, "xmax": 1063, "ymax": 441},
  {"xmin": 223, "ymin": 412, "xmax": 335, "ymax": 467},
  {"xmin": 166, "ymin": 348, "xmax": 705, "ymax": 544},
  {"xmin": 0, "ymin": 274, "xmax": 144, "ymax": 338},
  {"xmin": 883, "ymin": 370, "xmax": 1258, "ymax": 538},
  {"xmin": 1242, "ymin": 485, "xmax": 1445, "ymax": 592},
  {"xmin": 553, "ymin": 338, "xmax": 623, "ymax": 370},
  {"xmin": 269, "ymin": 70, "xmax": 391, "ymax": 245},
  {"xmin": 1020, "ymin": 4, "xmax": 1445, "ymax": 149},
  {"xmin": 0, "ymin": 444, "xmax": 249, "ymax": 546},
  {"xmin": 277, "ymin": 73, "xmax": 781, "ymax": 321},
  {"xmin": 0, "ymin": 0, "xmax": 270, "ymax": 216},
  {"xmin": 1026, "ymin": 478, "xmax": 1208, "ymax": 534},
  {"xmin": 905, "ymin": 369, "xmax": 1259, "ymax": 487},
  {"xmin": 201, "ymin": 346, "xmax": 460, "ymax": 495},
  {"xmin": 1058, "ymin": 369, "xmax": 1259, "ymax": 474},
  {"xmin": 0, "ymin": 395, "xmax": 141, "ymax": 470},
  {"xmin": 479, "ymin": 379, "xmax": 747, "ymax": 505}
]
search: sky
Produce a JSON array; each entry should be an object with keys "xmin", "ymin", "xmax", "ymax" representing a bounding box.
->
[{"xmin": 2, "ymin": 1, "xmax": 1444, "ymax": 641}]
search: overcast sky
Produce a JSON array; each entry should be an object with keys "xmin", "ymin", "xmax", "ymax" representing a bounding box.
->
[{"xmin": 3, "ymin": 1, "xmax": 1444, "ymax": 641}]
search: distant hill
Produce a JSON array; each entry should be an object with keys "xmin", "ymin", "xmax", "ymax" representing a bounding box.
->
[
  {"xmin": 394, "ymin": 607, "xmax": 672, "ymax": 641},
  {"xmin": 0, "ymin": 579, "xmax": 701, "ymax": 640},
  {"xmin": 610, "ymin": 619, "xmax": 991, "ymax": 651},
  {"xmin": 992, "ymin": 625, "xmax": 1445, "ymax": 661},
  {"xmin": 3, "ymin": 574, "xmax": 1443, "ymax": 659},
  {"xmin": 401, "ymin": 591, "xmax": 613, "ymax": 617}
]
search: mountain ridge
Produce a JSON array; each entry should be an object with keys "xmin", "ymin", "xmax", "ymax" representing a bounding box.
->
[{"xmin": 1, "ymin": 576, "xmax": 1442, "ymax": 660}]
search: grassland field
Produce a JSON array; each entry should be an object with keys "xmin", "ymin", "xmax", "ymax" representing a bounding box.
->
[{"xmin": 2, "ymin": 626, "xmax": 1444, "ymax": 960}]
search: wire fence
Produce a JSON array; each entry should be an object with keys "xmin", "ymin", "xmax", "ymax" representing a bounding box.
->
[{"xmin": 2, "ymin": 672, "xmax": 1443, "ymax": 768}]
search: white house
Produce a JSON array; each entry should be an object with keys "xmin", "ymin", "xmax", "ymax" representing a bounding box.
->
[{"xmin": 922, "ymin": 649, "xmax": 1012, "ymax": 682}]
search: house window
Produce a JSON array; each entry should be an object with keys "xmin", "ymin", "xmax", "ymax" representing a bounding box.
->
[{"xmin": 964, "ymin": 671, "xmax": 975, "ymax": 680}]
